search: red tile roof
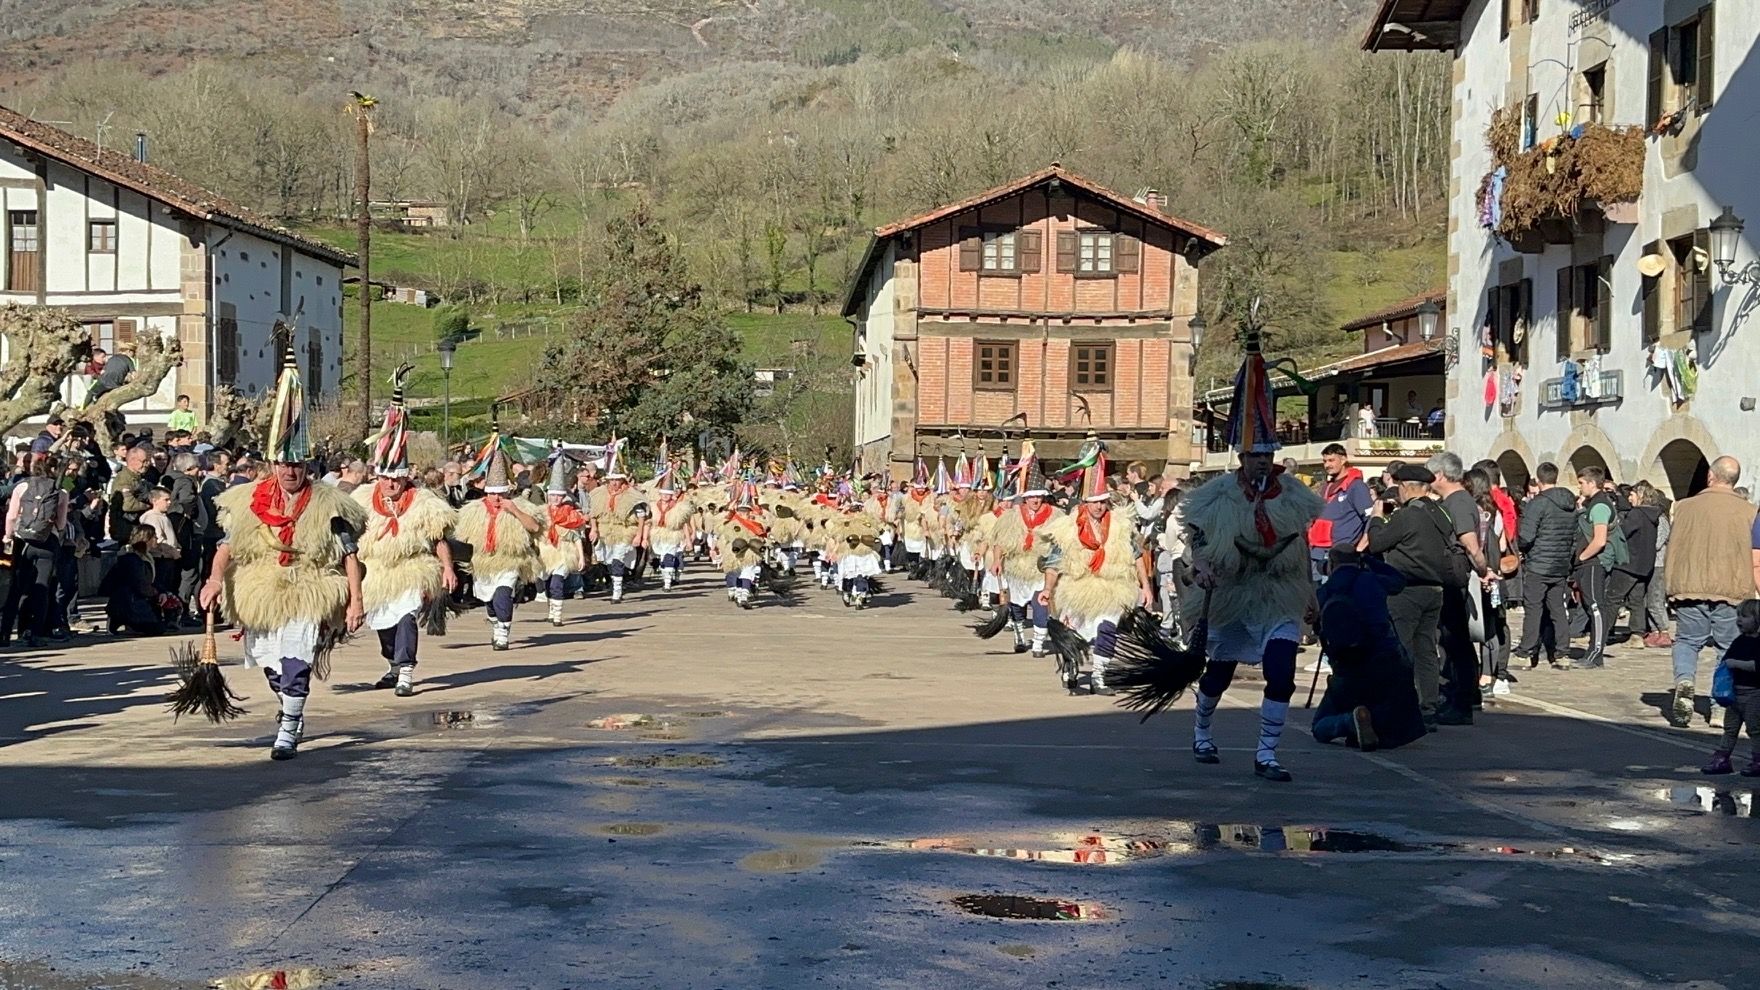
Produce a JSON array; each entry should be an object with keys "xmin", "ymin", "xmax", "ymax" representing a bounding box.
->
[
  {"xmin": 0, "ymin": 104, "xmax": 355, "ymax": 268},
  {"xmin": 842, "ymin": 165, "xmax": 1226, "ymax": 316},
  {"xmin": 1338, "ymin": 287, "xmax": 1447, "ymax": 333},
  {"xmin": 875, "ymin": 164, "xmax": 1227, "ymax": 245}
]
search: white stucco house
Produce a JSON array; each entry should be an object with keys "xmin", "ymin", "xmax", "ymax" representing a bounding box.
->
[
  {"xmin": 1366, "ymin": 0, "xmax": 1760, "ymax": 498},
  {"xmin": 0, "ymin": 105, "xmax": 355, "ymax": 433}
]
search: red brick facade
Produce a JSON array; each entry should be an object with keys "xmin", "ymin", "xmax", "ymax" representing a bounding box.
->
[{"xmin": 845, "ymin": 166, "xmax": 1224, "ymax": 475}]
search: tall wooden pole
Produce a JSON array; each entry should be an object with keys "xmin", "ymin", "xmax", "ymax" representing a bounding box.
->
[{"xmin": 352, "ymin": 94, "xmax": 374, "ymax": 432}]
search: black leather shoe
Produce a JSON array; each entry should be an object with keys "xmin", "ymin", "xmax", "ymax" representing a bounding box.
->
[{"xmin": 1254, "ymin": 760, "xmax": 1293, "ymax": 782}]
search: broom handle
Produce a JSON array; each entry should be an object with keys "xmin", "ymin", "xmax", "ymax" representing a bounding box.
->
[{"xmin": 201, "ymin": 605, "xmax": 219, "ymax": 665}]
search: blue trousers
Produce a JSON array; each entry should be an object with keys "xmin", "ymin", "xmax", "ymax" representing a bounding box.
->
[
  {"xmin": 486, "ymin": 587, "xmax": 515, "ymax": 622},
  {"xmin": 1673, "ymin": 600, "xmax": 1740, "ymax": 684},
  {"xmin": 377, "ymin": 612, "xmax": 419, "ymax": 668},
  {"xmin": 263, "ymin": 657, "xmax": 312, "ymax": 698}
]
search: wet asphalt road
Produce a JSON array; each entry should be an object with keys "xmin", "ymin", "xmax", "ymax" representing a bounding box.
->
[{"xmin": 2, "ymin": 571, "xmax": 1757, "ymax": 989}]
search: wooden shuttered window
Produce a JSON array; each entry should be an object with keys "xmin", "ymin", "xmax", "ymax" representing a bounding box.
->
[
  {"xmin": 307, "ymin": 336, "xmax": 324, "ymax": 398},
  {"xmin": 1697, "ymin": 4, "xmax": 1716, "ymax": 110},
  {"xmin": 216, "ymin": 309, "xmax": 239, "ymax": 385},
  {"xmin": 1016, "ymin": 230, "xmax": 1042, "ymax": 273},
  {"xmin": 114, "ymin": 318, "xmax": 137, "ymax": 347},
  {"xmin": 1114, "ymin": 232, "xmax": 1140, "ymax": 274},
  {"xmin": 1691, "ymin": 228, "xmax": 1713, "ymax": 334},
  {"xmin": 958, "ymin": 228, "xmax": 982, "ymax": 272},
  {"xmin": 1055, "ymin": 231, "xmax": 1078, "ymax": 274},
  {"xmin": 1641, "ymin": 240, "xmax": 1663, "ymax": 343},
  {"xmin": 1648, "ymin": 28, "xmax": 1667, "ymax": 127},
  {"xmin": 1594, "ymin": 257, "xmax": 1613, "ymax": 352},
  {"xmin": 1555, "ymin": 266, "xmax": 1574, "ymax": 360},
  {"xmin": 1514, "ymin": 277, "xmax": 1531, "ymax": 363}
]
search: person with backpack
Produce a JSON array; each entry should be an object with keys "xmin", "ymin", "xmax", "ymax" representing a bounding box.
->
[
  {"xmin": 1573, "ymin": 466, "xmax": 1625, "ymax": 669},
  {"xmin": 2, "ymin": 457, "xmax": 70, "ymax": 648},
  {"xmin": 1429, "ymin": 452, "xmax": 1492, "ymax": 724}
]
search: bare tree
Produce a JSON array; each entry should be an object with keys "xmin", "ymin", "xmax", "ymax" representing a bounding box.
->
[{"xmin": 0, "ymin": 305, "xmax": 90, "ymax": 436}]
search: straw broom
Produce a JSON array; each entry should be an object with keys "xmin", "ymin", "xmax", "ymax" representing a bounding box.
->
[{"xmin": 166, "ymin": 608, "xmax": 248, "ymax": 723}]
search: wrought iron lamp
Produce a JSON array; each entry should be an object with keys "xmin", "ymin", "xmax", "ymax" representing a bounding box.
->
[{"xmin": 1710, "ymin": 206, "xmax": 1759, "ymax": 286}]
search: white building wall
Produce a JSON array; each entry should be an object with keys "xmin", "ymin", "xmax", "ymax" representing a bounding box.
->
[
  {"xmin": 1449, "ymin": 0, "xmax": 1760, "ymax": 496},
  {"xmin": 853, "ymin": 242, "xmax": 896, "ymax": 454},
  {"xmin": 211, "ymin": 230, "xmax": 344, "ymax": 404}
]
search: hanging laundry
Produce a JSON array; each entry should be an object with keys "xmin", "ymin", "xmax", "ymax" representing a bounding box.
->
[
  {"xmin": 1498, "ymin": 367, "xmax": 1516, "ymax": 416},
  {"xmin": 1561, "ymin": 360, "xmax": 1580, "ymax": 404},
  {"xmin": 1489, "ymin": 165, "xmax": 1507, "ymax": 229},
  {"xmin": 1582, "ymin": 354, "xmax": 1602, "ymax": 399},
  {"xmin": 1483, "ymin": 369, "xmax": 1498, "ymax": 410},
  {"xmin": 1677, "ymin": 343, "xmax": 1699, "ymax": 400}
]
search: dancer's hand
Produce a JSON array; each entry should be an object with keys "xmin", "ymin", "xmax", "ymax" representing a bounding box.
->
[
  {"xmin": 198, "ymin": 579, "xmax": 222, "ymax": 612},
  {"xmin": 1193, "ymin": 563, "xmax": 1216, "ymax": 589},
  {"xmin": 441, "ymin": 566, "xmax": 458, "ymax": 593},
  {"xmin": 346, "ymin": 598, "xmax": 364, "ymax": 633},
  {"xmin": 1139, "ymin": 585, "xmax": 1154, "ymax": 608}
]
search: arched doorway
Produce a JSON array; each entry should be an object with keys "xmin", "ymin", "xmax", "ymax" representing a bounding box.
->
[
  {"xmin": 1657, "ymin": 438, "xmax": 1710, "ymax": 500},
  {"xmin": 1494, "ymin": 450, "xmax": 1531, "ymax": 492},
  {"xmin": 1567, "ymin": 445, "xmax": 1611, "ymax": 480}
]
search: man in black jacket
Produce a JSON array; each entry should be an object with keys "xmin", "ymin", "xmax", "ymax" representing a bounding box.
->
[
  {"xmin": 1516, "ymin": 462, "xmax": 1579, "ymax": 668},
  {"xmin": 1361, "ymin": 463, "xmax": 1452, "ymax": 730}
]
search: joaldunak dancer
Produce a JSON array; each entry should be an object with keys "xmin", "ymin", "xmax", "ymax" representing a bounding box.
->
[
  {"xmin": 862, "ymin": 478, "xmax": 901, "ymax": 574},
  {"xmin": 901, "ymin": 460, "xmax": 936, "ymax": 572},
  {"xmin": 1041, "ymin": 448, "xmax": 1152, "ymax": 694},
  {"xmin": 987, "ymin": 447, "xmax": 1056, "ymax": 656},
  {"xmin": 588, "ymin": 454, "xmax": 644, "ymax": 604},
  {"xmin": 1181, "ymin": 337, "xmax": 1322, "ymax": 782},
  {"xmin": 647, "ymin": 475, "xmax": 693, "ymax": 591},
  {"xmin": 717, "ymin": 482, "xmax": 769, "ymax": 608},
  {"xmin": 538, "ymin": 466, "xmax": 589, "ymax": 626},
  {"xmin": 200, "ymin": 338, "xmax": 366, "ymax": 760},
  {"xmin": 832, "ymin": 496, "xmax": 884, "ymax": 608},
  {"xmin": 355, "ymin": 366, "xmax": 458, "ymax": 696},
  {"xmin": 456, "ymin": 435, "xmax": 541, "ymax": 651}
]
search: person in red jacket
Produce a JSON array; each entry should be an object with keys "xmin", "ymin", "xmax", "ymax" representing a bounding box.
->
[{"xmin": 1307, "ymin": 444, "xmax": 1373, "ymax": 583}]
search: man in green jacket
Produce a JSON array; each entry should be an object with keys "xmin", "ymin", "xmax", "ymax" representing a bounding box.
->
[{"xmin": 1665, "ymin": 456, "xmax": 1758, "ymax": 728}]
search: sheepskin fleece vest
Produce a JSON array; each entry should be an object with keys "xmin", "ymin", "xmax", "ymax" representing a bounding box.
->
[
  {"xmin": 901, "ymin": 493, "xmax": 937, "ymax": 540},
  {"xmin": 831, "ymin": 510, "xmax": 881, "ymax": 558},
  {"xmin": 215, "ymin": 480, "xmax": 366, "ymax": 633},
  {"xmin": 352, "ymin": 484, "xmax": 455, "ymax": 613},
  {"xmin": 455, "ymin": 498, "xmax": 540, "ymax": 583},
  {"xmin": 1042, "ymin": 505, "xmax": 1140, "ymax": 623},
  {"xmin": 864, "ymin": 493, "xmax": 901, "ymax": 527},
  {"xmin": 716, "ymin": 512, "xmax": 769, "ymax": 572},
  {"xmin": 650, "ymin": 497, "xmax": 692, "ymax": 540},
  {"xmin": 589, "ymin": 486, "xmax": 644, "ymax": 545},
  {"xmin": 536, "ymin": 505, "xmax": 586, "ymax": 573},
  {"xmin": 990, "ymin": 503, "xmax": 1061, "ymax": 582},
  {"xmin": 1180, "ymin": 472, "xmax": 1322, "ymax": 631}
]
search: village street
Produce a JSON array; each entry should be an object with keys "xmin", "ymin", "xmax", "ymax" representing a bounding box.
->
[{"xmin": 0, "ymin": 574, "xmax": 1755, "ymax": 990}]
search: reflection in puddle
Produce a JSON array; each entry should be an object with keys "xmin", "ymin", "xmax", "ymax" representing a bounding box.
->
[
  {"xmin": 610, "ymin": 753, "xmax": 721, "ymax": 769},
  {"xmin": 404, "ymin": 710, "xmax": 494, "ymax": 731},
  {"xmin": 951, "ymin": 893, "xmax": 1104, "ymax": 921},
  {"xmin": 213, "ymin": 969, "xmax": 324, "ymax": 989},
  {"xmin": 886, "ymin": 824, "xmax": 1611, "ymax": 865},
  {"xmin": 602, "ymin": 822, "xmax": 665, "ymax": 836},
  {"xmin": 1655, "ymin": 785, "xmax": 1759, "ymax": 817},
  {"xmin": 587, "ymin": 713, "xmax": 662, "ymax": 730},
  {"xmin": 1195, "ymin": 824, "xmax": 1435, "ymax": 854},
  {"xmin": 898, "ymin": 832, "xmax": 1185, "ymax": 865}
]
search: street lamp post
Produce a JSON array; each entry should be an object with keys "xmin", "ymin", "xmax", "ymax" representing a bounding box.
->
[
  {"xmin": 438, "ymin": 337, "xmax": 456, "ymax": 452},
  {"xmin": 1709, "ymin": 206, "xmax": 1758, "ymax": 286}
]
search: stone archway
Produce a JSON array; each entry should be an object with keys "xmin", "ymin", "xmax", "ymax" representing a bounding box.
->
[
  {"xmin": 1636, "ymin": 413, "xmax": 1720, "ymax": 500},
  {"xmin": 1657, "ymin": 438, "xmax": 1710, "ymax": 500},
  {"xmin": 1567, "ymin": 444, "xmax": 1611, "ymax": 479},
  {"xmin": 1484, "ymin": 428, "xmax": 1538, "ymax": 491},
  {"xmin": 1556, "ymin": 423, "xmax": 1622, "ymax": 482},
  {"xmin": 1494, "ymin": 450, "xmax": 1531, "ymax": 491}
]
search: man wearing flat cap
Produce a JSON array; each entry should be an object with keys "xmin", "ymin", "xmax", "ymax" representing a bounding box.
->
[{"xmin": 1359, "ymin": 463, "xmax": 1458, "ymax": 732}]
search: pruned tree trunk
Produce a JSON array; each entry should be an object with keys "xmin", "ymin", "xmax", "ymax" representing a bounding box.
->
[
  {"xmin": 0, "ymin": 304, "xmax": 90, "ymax": 436},
  {"xmin": 206, "ymin": 384, "xmax": 271, "ymax": 450},
  {"xmin": 59, "ymin": 332, "xmax": 184, "ymax": 448}
]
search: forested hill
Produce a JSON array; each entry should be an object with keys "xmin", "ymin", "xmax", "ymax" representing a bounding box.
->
[{"xmin": 5, "ymin": 1, "xmax": 1380, "ymax": 115}]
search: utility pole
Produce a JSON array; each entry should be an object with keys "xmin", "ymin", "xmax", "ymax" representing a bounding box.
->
[{"xmin": 348, "ymin": 91, "xmax": 377, "ymax": 432}]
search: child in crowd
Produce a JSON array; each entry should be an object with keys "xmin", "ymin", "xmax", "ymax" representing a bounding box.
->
[{"xmin": 1703, "ymin": 599, "xmax": 1760, "ymax": 776}]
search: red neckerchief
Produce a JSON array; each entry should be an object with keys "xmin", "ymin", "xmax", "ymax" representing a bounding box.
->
[
  {"xmin": 606, "ymin": 488, "xmax": 622, "ymax": 513},
  {"xmin": 371, "ymin": 481, "xmax": 416, "ymax": 537},
  {"xmin": 1076, "ymin": 509, "xmax": 1111, "ymax": 574},
  {"xmin": 874, "ymin": 492, "xmax": 889, "ymax": 512},
  {"xmin": 1321, "ymin": 467, "xmax": 1363, "ymax": 502},
  {"xmin": 1236, "ymin": 467, "xmax": 1285, "ymax": 548},
  {"xmin": 249, "ymin": 479, "xmax": 312, "ymax": 566},
  {"xmin": 483, "ymin": 496, "xmax": 503, "ymax": 553},
  {"xmin": 548, "ymin": 502, "xmax": 585, "ymax": 546},
  {"xmin": 909, "ymin": 490, "xmax": 929, "ymax": 505},
  {"xmin": 1020, "ymin": 502, "xmax": 1053, "ymax": 550},
  {"xmin": 726, "ymin": 510, "xmax": 765, "ymax": 536},
  {"xmin": 992, "ymin": 505, "xmax": 1007, "ymax": 518}
]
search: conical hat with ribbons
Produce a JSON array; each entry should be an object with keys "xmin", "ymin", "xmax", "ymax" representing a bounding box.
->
[
  {"xmin": 368, "ymin": 363, "xmax": 414, "ymax": 478},
  {"xmin": 265, "ymin": 320, "xmax": 310, "ymax": 465}
]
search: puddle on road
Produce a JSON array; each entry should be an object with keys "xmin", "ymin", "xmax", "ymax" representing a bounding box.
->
[
  {"xmin": 951, "ymin": 893, "xmax": 1104, "ymax": 921},
  {"xmin": 213, "ymin": 971, "xmax": 325, "ymax": 990},
  {"xmin": 602, "ymin": 822, "xmax": 665, "ymax": 836},
  {"xmin": 0, "ymin": 958, "xmax": 191, "ymax": 990},
  {"xmin": 680, "ymin": 710, "xmax": 728, "ymax": 718},
  {"xmin": 739, "ymin": 847, "xmax": 824, "ymax": 873},
  {"xmin": 403, "ymin": 709, "xmax": 494, "ymax": 731},
  {"xmin": 587, "ymin": 713, "xmax": 663, "ymax": 730},
  {"xmin": 610, "ymin": 753, "xmax": 722, "ymax": 769},
  {"xmin": 1654, "ymin": 786, "xmax": 1759, "ymax": 817},
  {"xmin": 881, "ymin": 824, "xmax": 1612, "ymax": 865},
  {"xmin": 502, "ymin": 885, "xmax": 597, "ymax": 913}
]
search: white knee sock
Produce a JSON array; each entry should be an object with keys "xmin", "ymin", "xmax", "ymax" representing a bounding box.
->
[
  {"xmin": 1257, "ymin": 698, "xmax": 1289, "ymax": 765},
  {"xmin": 1193, "ymin": 690, "xmax": 1220, "ymax": 747}
]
